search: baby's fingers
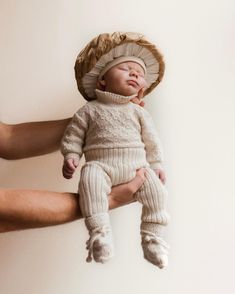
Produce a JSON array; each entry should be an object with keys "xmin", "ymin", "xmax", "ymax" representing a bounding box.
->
[
  {"xmin": 73, "ymin": 158, "xmax": 79, "ymax": 168},
  {"xmin": 159, "ymin": 172, "xmax": 166, "ymax": 185},
  {"xmin": 65, "ymin": 158, "xmax": 78, "ymax": 171},
  {"xmin": 62, "ymin": 165, "xmax": 73, "ymax": 179}
]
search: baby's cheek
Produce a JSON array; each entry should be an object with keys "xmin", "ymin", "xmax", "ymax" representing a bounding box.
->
[{"xmin": 141, "ymin": 78, "xmax": 147, "ymax": 88}]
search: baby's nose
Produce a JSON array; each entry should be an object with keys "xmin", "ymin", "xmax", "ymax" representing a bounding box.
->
[{"xmin": 130, "ymin": 70, "xmax": 139, "ymax": 78}]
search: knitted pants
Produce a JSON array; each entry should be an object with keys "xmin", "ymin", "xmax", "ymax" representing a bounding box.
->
[{"xmin": 78, "ymin": 148, "xmax": 169, "ymax": 234}]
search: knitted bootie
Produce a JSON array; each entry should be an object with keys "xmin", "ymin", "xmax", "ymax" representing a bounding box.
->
[
  {"xmin": 141, "ymin": 223, "xmax": 169, "ymax": 269},
  {"xmin": 141, "ymin": 232, "xmax": 169, "ymax": 269},
  {"xmin": 85, "ymin": 213, "xmax": 114, "ymax": 263}
]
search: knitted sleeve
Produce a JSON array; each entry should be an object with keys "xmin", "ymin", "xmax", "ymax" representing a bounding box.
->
[
  {"xmin": 61, "ymin": 105, "xmax": 89, "ymax": 161},
  {"xmin": 139, "ymin": 108, "xmax": 164, "ymax": 169}
]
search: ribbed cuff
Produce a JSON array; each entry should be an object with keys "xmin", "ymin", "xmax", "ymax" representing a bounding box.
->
[
  {"xmin": 150, "ymin": 162, "xmax": 163, "ymax": 170},
  {"xmin": 64, "ymin": 153, "xmax": 80, "ymax": 160},
  {"xmin": 140, "ymin": 222, "xmax": 163, "ymax": 235},
  {"xmin": 85, "ymin": 213, "xmax": 110, "ymax": 230}
]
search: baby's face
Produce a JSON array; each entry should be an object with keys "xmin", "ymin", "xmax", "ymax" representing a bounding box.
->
[{"xmin": 99, "ymin": 61, "xmax": 147, "ymax": 96}]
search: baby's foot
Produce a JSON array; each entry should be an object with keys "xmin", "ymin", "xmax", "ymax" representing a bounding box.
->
[
  {"xmin": 86, "ymin": 225, "xmax": 114, "ymax": 263},
  {"xmin": 141, "ymin": 232, "xmax": 169, "ymax": 269}
]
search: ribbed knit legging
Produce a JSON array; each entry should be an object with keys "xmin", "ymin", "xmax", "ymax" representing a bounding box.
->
[{"xmin": 78, "ymin": 148, "xmax": 169, "ymax": 232}]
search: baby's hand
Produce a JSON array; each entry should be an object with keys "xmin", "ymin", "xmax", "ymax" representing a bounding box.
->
[
  {"xmin": 154, "ymin": 168, "xmax": 166, "ymax": 185},
  {"xmin": 62, "ymin": 158, "xmax": 79, "ymax": 179}
]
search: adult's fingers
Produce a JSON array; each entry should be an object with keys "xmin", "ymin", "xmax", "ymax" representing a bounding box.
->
[
  {"xmin": 137, "ymin": 87, "xmax": 145, "ymax": 99},
  {"xmin": 130, "ymin": 88, "xmax": 145, "ymax": 107},
  {"xmin": 136, "ymin": 168, "xmax": 147, "ymax": 180},
  {"xmin": 139, "ymin": 100, "xmax": 145, "ymax": 107}
]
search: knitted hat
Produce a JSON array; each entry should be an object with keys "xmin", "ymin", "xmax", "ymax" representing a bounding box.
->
[{"xmin": 74, "ymin": 32, "xmax": 165, "ymax": 101}]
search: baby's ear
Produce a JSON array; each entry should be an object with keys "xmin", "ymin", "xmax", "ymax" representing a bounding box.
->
[{"xmin": 96, "ymin": 79, "xmax": 106, "ymax": 90}]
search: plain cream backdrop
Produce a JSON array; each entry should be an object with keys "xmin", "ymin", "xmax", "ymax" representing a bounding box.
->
[{"xmin": 0, "ymin": 0, "xmax": 235, "ymax": 293}]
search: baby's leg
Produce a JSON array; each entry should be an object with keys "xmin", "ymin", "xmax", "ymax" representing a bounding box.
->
[
  {"xmin": 79, "ymin": 162, "xmax": 114, "ymax": 263},
  {"xmin": 135, "ymin": 167, "xmax": 170, "ymax": 269}
]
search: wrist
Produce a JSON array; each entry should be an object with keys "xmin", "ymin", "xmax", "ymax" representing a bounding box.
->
[
  {"xmin": 150, "ymin": 162, "xmax": 163, "ymax": 170},
  {"xmin": 64, "ymin": 153, "xmax": 80, "ymax": 161}
]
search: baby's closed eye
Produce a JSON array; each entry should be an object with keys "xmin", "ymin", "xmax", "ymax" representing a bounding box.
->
[{"xmin": 119, "ymin": 67, "xmax": 128, "ymax": 71}]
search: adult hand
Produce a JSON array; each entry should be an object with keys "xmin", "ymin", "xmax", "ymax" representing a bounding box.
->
[
  {"xmin": 130, "ymin": 87, "xmax": 145, "ymax": 107},
  {"xmin": 0, "ymin": 169, "xmax": 146, "ymax": 233},
  {"xmin": 62, "ymin": 158, "xmax": 79, "ymax": 179},
  {"xmin": 109, "ymin": 168, "xmax": 146, "ymax": 208}
]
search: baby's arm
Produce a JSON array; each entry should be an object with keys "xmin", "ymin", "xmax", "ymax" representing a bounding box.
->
[
  {"xmin": 61, "ymin": 106, "xmax": 88, "ymax": 179},
  {"xmin": 138, "ymin": 107, "xmax": 166, "ymax": 184}
]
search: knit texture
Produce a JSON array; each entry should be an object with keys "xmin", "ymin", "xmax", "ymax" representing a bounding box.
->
[
  {"xmin": 141, "ymin": 231, "xmax": 169, "ymax": 269},
  {"xmin": 85, "ymin": 213, "xmax": 114, "ymax": 263},
  {"xmin": 61, "ymin": 89, "xmax": 169, "ymax": 267},
  {"xmin": 61, "ymin": 89, "xmax": 164, "ymax": 169}
]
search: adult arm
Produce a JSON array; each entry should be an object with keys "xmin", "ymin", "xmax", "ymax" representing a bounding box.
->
[
  {"xmin": 0, "ymin": 169, "xmax": 146, "ymax": 233},
  {"xmin": 0, "ymin": 119, "xmax": 71, "ymax": 160},
  {"xmin": 0, "ymin": 89, "xmax": 145, "ymax": 161}
]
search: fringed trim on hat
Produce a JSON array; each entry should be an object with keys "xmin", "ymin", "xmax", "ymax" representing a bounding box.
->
[{"xmin": 82, "ymin": 43, "xmax": 159, "ymax": 99}]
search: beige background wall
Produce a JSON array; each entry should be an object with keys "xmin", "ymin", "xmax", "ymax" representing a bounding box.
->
[{"xmin": 0, "ymin": 0, "xmax": 234, "ymax": 293}]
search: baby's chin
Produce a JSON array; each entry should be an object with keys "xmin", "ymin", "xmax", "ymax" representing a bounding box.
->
[{"xmin": 117, "ymin": 87, "xmax": 139, "ymax": 96}]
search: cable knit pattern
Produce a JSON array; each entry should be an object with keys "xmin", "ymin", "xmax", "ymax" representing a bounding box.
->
[{"xmin": 61, "ymin": 89, "xmax": 163, "ymax": 169}]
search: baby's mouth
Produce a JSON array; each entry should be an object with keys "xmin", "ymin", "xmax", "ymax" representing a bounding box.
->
[{"xmin": 127, "ymin": 80, "xmax": 139, "ymax": 87}]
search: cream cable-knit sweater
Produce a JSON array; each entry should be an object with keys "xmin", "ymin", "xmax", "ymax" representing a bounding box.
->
[{"xmin": 61, "ymin": 89, "xmax": 164, "ymax": 169}]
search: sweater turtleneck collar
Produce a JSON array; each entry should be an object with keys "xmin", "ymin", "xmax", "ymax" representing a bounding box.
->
[{"xmin": 95, "ymin": 89, "xmax": 136, "ymax": 104}]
